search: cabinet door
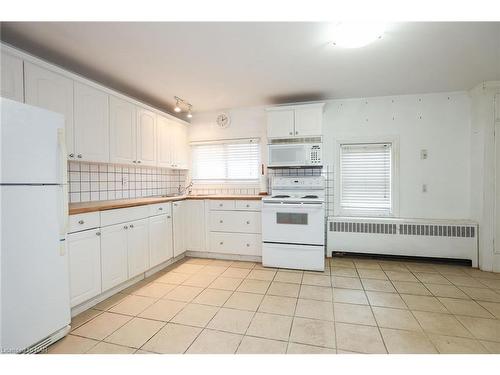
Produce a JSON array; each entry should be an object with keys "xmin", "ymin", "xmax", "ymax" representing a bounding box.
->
[
  {"xmin": 294, "ymin": 106, "xmax": 323, "ymax": 136},
  {"xmin": 67, "ymin": 229, "xmax": 102, "ymax": 307},
  {"xmin": 127, "ymin": 218, "xmax": 149, "ymax": 278},
  {"xmin": 136, "ymin": 107, "xmax": 157, "ymax": 166},
  {"xmin": 24, "ymin": 62, "xmax": 75, "ymax": 157},
  {"xmin": 1, "ymin": 51, "xmax": 23, "ymax": 102},
  {"xmin": 110, "ymin": 95, "xmax": 136, "ymax": 164},
  {"xmin": 149, "ymin": 214, "xmax": 173, "ymax": 268},
  {"xmin": 157, "ymin": 115, "xmax": 173, "ymax": 168},
  {"xmin": 267, "ymin": 109, "xmax": 294, "ymax": 138},
  {"xmin": 170, "ymin": 122, "xmax": 189, "ymax": 169},
  {"xmin": 172, "ymin": 201, "xmax": 186, "ymax": 257},
  {"xmin": 185, "ymin": 200, "xmax": 206, "ymax": 251},
  {"xmin": 100, "ymin": 223, "xmax": 128, "ymax": 292},
  {"xmin": 74, "ymin": 82, "xmax": 109, "ymax": 162}
]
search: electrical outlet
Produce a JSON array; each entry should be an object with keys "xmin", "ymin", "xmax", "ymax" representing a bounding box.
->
[
  {"xmin": 421, "ymin": 149, "xmax": 428, "ymax": 159},
  {"xmin": 422, "ymin": 184, "xmax": 427, "ymax": 193},
  {"xmin": 122, "ymin": 175, "xmax": 129, "ymax": 188}
]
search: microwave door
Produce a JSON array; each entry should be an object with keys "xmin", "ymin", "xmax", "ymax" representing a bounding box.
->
[{"xmin": 269, "ymin": 145, "xmax": 307, "ymax": 166}]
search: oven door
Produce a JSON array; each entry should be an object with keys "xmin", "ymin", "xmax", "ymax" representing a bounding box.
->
[
  {"xmin": 268, "ymin": 144, "xmax": 307, "ymax": 167},
  {"xmin": 262, "ymin": 202, "xmax": 325, "ymax": 245}
]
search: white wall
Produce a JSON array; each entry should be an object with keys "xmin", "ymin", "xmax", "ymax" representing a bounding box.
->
[
  {"xmin": 191, "ymin": 91, "xmax": 472, "ymax": 221},
  {"xmin": 323, "ymin": 92, "xmax": 471, "ymax": 220},
  {"xmin": 469, "ymin": 82, "xmax": 500, "ymax": 272}
]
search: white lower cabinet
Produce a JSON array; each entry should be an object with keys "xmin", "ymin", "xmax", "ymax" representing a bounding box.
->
[
  {"xmin": 67, "ymin": 228, "xmax": 102, "ymax": 307},
  {"xmin": 127, "ymin": 218, "xmax": 149, "ymax": 278},
  {"xmin": 210, "ymin": 232, "xmax": 262, "ymax": 256},
  {"xmin": 149, "ymin": 213, "xmax": 173, "ymax": 268},
  {"xmin": 100, "ymin": 223, "xmax": 129, "ymax": 292},
  {"xmin": 185, "ymin": 200, "xmax": 206, "ymax": 252},
  {"xmin": 173, "ymin": 201, "xmax": 186, "ymax": 257}
]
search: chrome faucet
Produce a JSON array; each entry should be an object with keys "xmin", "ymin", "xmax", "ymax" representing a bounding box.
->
[{"xmin": 178, "ymin": 181, "xmax": 193, "ymax": 195}]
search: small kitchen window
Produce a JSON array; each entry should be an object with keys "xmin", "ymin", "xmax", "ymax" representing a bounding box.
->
[
  {"xmin": 339, "ymin": 142, "xmax": 393, "ymax": 216},
  {"xmin": 191, "ymin": 138, "xmax": 260, "ymax": 182}
]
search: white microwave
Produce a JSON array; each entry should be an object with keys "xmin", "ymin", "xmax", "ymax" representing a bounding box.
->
[{"xmin": 268, "ymin": 143, "xmax": 322, "ymax": 167}]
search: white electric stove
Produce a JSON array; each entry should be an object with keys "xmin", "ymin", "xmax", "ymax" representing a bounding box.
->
[{"xmin": 262, "ymin": 176, "xmax": 325, "ymax": 271}]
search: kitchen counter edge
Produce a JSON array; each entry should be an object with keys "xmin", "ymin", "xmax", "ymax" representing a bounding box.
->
[{"xmin": 69, "ymin": 195, "xmax": 265, "ymax": 215}]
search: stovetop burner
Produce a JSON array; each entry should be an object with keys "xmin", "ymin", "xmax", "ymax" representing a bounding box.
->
[
  {"xmin": 302, "ymin": 195, "xmax": 319, "ymax": 199},
  {"xmin": 272, "ymin": 195, "xmax": 291, "ymax": 198}
]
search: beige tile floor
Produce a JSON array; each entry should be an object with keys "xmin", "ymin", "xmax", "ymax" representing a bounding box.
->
[{"xmin": 47, "ymin": 256, "xmax": 500, "ymax": 354}]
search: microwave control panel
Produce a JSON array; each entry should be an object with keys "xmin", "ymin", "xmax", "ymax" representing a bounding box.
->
[{"xmin": 309, "ymin": 144, "xmax": 322, "ymax": 165}]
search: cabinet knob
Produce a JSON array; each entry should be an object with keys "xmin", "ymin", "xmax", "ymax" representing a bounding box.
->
[
  {"xmin": 246, "ymin": 243, "xmax": 250, "ymax": 247},
  {"xmin": 158, "ymin": 207, "xmax": 163, "ymax": 211},
  {"xmin": 124, "ymin": 225, "xmax": 128, "ymax": 229},
  {"xmin": 219, "ymin": 220, "xmax": 223, "ymax": 223},
  {"xmin": 78, "ymin": 220, "xmax": 85, "ymax": 224},
  {"xmin": 219, "ymin": 241, "xmax": 224, "ymax": 245},
  {"xmin": 167, "ymin": 215, "xmax": 171, "ymax": 219},
  {"xmin": 77, "ymin": 154, "xmax": 82, "ymax": 159},
  {"xmin": 246, "ymin": 221, "xmax": 250, "ymax": 224},
  {"xmin": 289, "ymin": 132, "xmax": 293, "ymax": 135},
  {"xmin": 96, "ymin": 232, "xmax": 101, "ymax": 236},
  {"xmin": 246, "ymin": 204, "xmax": 250, "ymax": 208},
  {"xmin": 137, "ymin": 160, "xmax": 141, "ymax": 164},
  {"xmin": 132, "ymin": 160, "xmax": 137, "ymax": 163},
  {"xmin": 69, "ymin": 153, "xmax": 75, "ymax": 158},
  {"xmin": 129, "ymin": 224, "xmax": 134, "ymax": 228},
  {"xmin": 295, "ymin": 131, "xmax": 298, "ymax": 135},
  {"xmin": 219, "ymin": 203, "xmax": 223, "ymax": 207}
]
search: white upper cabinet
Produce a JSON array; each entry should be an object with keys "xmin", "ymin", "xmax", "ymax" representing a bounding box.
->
[
  {"xmin": 172, "ymin": 122, "xmax": 189, "ymax": 169},
  {"xmin": 1, "ymin": 51, "xmax": 24, "ymax": 102},
  {"xmin": 294, "ymin": 105, "xmax": 323, "ymax": 136},
  {"xmin": 266, "ymin": 103, "xmax": 324, "ymax": 138},
  {"xmin": 24, "ymin": 62, "xmax": 75, "ymax": 157},
  {"xmin": 74, "ymin": 82, "xmax": 110, "ymax": 162},
  {"xmin": 157, "ymin": 114, "xmax": 173, "ymax": 168},
  {"xmin": 136, "ymin": 107, "xmax": 157, "ymax": 166},
  {"xmin": 110, "ymin": 96, "xmax": 137, "ymax": 164},
  {"xmin": 267, "ymin": 109, "xmax": 295, "ymax": 138}
]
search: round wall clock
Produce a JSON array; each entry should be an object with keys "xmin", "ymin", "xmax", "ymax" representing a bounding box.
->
[{"xmin": 216, "ymin": 113, "xmax": 231, "ymax": 128}]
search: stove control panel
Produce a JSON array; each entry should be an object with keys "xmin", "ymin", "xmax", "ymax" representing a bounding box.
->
[{"xmin": 272, "ymin": 176, "xmax": 325, "ymax": 190}]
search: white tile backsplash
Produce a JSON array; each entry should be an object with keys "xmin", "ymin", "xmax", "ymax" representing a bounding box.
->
[{"xmin": 68, "ymin": 161, "xmax": 188, "ymax": 203}]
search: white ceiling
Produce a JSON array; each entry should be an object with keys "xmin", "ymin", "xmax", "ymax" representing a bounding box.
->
[{"xmin": 1, "ymin": 22, "xmax": 499, "ymax": 116}]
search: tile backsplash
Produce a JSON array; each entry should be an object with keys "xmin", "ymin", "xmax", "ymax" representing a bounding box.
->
[
  {"xmin": 190, "ymin": 183, "xmax": 260, "ymax": 196},
  {"xmin": 68, "ymin": 161, "xmax": 188, "ymax": 203}
]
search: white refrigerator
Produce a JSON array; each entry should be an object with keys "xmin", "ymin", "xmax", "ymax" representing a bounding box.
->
[{"xmin": 1, "ymin": 98, "xmax": 70, "ymax": 353}]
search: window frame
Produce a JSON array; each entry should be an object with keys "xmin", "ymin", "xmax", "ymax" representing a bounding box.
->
[
  {"xmin": 334, "ymin": 137, "xmax": 399, "ymax": 218},
  {"xmin": 190, "ymin": 138, "xmax": 261, "ymax": 183}
]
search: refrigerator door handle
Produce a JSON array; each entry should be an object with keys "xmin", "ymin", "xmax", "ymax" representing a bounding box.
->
[{"xmin": 57, "ymin": 128, "xmax": 69, "ymax": 237}]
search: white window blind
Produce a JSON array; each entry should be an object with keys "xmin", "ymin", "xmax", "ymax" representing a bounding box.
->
[
  {"xmin": 340, "ymin": 143, "xmax": 392, "ymax": 215},
  {"xmin": 191, "ymin": 139, "xmax": 260, "ymax": 181}
]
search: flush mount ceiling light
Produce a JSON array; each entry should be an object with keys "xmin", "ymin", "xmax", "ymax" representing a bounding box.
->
[
  {"xmin": 330, "ymin": 22, "xmax": 388, "ymax": 48},
  {"xmin": 173, "ymin": 96, "xmax": 193, "ymax": 118}
]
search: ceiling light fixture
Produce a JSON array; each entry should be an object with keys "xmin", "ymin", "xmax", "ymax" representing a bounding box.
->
[
  {"xmin": 173, "ymin": 96, "xmax": 193, "ymax": 118},
  {"xmin": 330, "ymin": 22, "xmax": 388, "ymax": 48}
]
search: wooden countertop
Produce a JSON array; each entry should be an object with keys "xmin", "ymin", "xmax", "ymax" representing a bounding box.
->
[{"xmin": 69, "ymin": 194, "xmax": 265, "ymax": 215}]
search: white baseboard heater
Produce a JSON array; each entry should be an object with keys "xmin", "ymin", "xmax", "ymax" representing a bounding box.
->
[{"xmin": 327, "ymin": 217, "xmax": 478, "ymax": 267}]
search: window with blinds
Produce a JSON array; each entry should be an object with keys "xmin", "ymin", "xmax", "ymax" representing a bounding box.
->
[
  {"xmin": 191, "ymin": 139, "xmax": 260, "ymax": 181},
  {"xmin": 340, "ymin": 143, "xmax": 392, "ymax": 216}
]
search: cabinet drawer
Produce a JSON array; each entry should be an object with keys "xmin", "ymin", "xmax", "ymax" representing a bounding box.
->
[
  {"xmin": 210, "ymin": 211, "xmax": 261, "ymax": 234},
  {"xmin": 209, "ymin": 200, "xmax": 235, "ymax": 211},
  {"xmin": 210, "ymin": 232, "xmax": 262, "ymax": 256},
  {"xmin": 69, "ymin": 212, "xmax": 100, "ymax": 233},
  {"xmin": 149, "ymin": 202, "xmax": 172, "ymax": 217},
  {"xmin": 234, "ymin": 200, "xmax": 261, "ymax": 211},
  {"xmin": 100, "ymin": 205, "xmax": 150, "ymax": 227}
]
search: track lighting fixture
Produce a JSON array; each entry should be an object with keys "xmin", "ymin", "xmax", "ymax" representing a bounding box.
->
[{"xmin": 173, "ymin": 96, "xmax": 193, "ymax": 118}]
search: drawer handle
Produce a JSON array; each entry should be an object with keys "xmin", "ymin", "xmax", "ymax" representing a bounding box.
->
[
  {"xmin": 96, "ymin": 232, "xmax": 101, "ymax": 236},
  {"xmin": 219, "ymin": 203, "xmax": 223, "ymax": 207},
  {"xmin": 246, "ymin": 221, "xmax": 250, "ymax": 224},
  {"xmin": 219, "ymin": 241, "xmax": 224, "ymax": 245},
  {"xmin": 246, "ymin": 243, "xmax": 250, "ymax": 247},
  {"xmin": 124, "ymin": 225, "xmax": 128, "ymax": 230},
  {"xmin": 69, "ymin": 153, "xmax": 75, "ymax": 158},
  {"xmin": 129, "ymin": 224, "xmax": 134, "ymax": 228},
  {"xmin": 158, "ymin": 207, "xmax": 163, "ymax": 211},
  {"xmin": 78, "ymin": 220, "xmax": 85, "ymax": 225},
  {"xmin": 246, "ymin": 204, "xmax": 250, "ymax": 208},
  {"xmin": 219, "ymin": 220, "xmax": 223, "ymax": 223},
  {"xmin": 167, "ymin": 215, "xmax": 171, "ymax": 219}
]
